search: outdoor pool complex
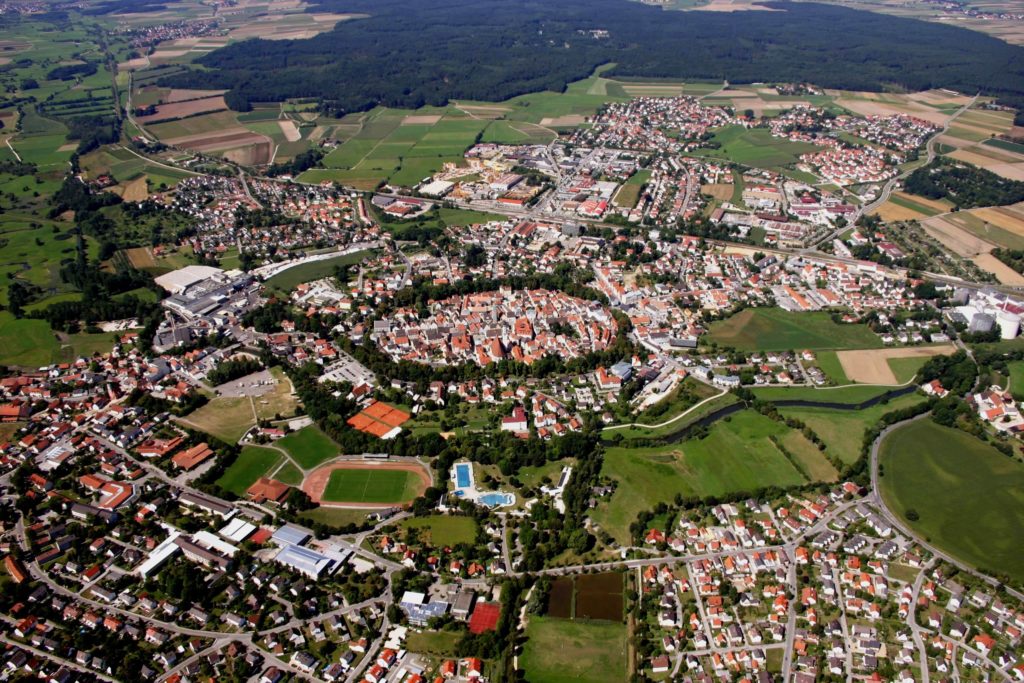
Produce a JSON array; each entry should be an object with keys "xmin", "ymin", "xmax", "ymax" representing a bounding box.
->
[
  {"xmin": 455, "ymin": 462, "xmax": 472, "ymax": 489},
  {"xmin": 479, "ymin": 492, "xmax": 515, "ymax": 507},
  {"xmin": 449, "ymin": 461, "xmax": 514, "ymax": 508}
]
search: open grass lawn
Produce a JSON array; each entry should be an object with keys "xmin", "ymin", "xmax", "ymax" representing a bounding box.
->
[
  {"xmin": 706, "ymin": 308, "xmax": 882, "ymax": 352},
  {"xmin": 0, "ymin": 313, "xmax": 60, "ymax": 367},
  {"xmin": 299, "ymin": 507, "xmax": 370, "ymax": 528},
  {"xmin": 404, "ymin": 630, "xmax": 463, "ymax": 657},
  {"xmin": 752, "ymin": 384, "xmax": 900, "ymax": 404},
  {"xmin": 274, "ymin": 462, "xmax": 304, "ymax": 485},
  {"xmin": 322, "ymin": 467, "xmax": 421, "ymax": 503},
  {"xmin": 814, "ymin": 350, "xmax": 850, "ymax": 384},
  {"xmin": 216, "ymin": 446, "xmax": 281, "ymax": 496},
  {"xmin": 520, "ymin": 617, "xmax": 627, "ymax": 683},
  {"xmin": 612, "ymin": 169, "xmax": 651, "ymax": 208},
  {"xmin": 698, "ymin": 125, "xmax": 822, "ymax": 168},
  {"xmin": 277, "ymin": 426, "xmax": 338, "ymax": 469},
  {"xmin": 887, "ymin": 355, "xmax": 930, "ymax": 384},
  {"xmin": 516, "ymin": 459, "xmax": 573, "ymax": 490},
  {"xmin": 605, "ymin": 392, "xmax": 739, "ymax": 442},
  {"xmin": 779, "ymin": 392, "xmax": 926, "ymax": 465},
  {"xmin": 592, "ymin": 410, "xmax": 813, "ymax": 543},
  {"xmin": 264, "ymin": 250, "xmax": 372, "ymax": 292},
  {"xmin": 183, "ymin": 396, "xmax": 256, "ymax": 443},
  {"xmin": 879, "ymin": 419, "xmax": 1024, "ymax": 583},
  {"xmin": 399, "ymin": 515, "xmax": 478, "ymax": 546}
]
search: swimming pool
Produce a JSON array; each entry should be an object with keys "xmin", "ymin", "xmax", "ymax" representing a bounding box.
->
[
  {"xmin": 479, "ymin": 492, "xmax": 514, "ymax": 508},
  {"xmin": 454, "ymin": 463, "xmax": 472, "ymax": 488}
]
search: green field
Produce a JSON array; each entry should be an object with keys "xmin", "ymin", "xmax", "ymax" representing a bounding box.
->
[
  {"xmin": 398, "ymin": 515, "xmax": 478, "ymax": 546},
  {"xmin": 520, "ymin": 617, "xmax": 627, "ymax": 683},
  {"xmin": 612, "ymin": 169, "xmax": 651, "ymax": 208},
  {"xmin": 878, "ymin": 420, "xmax": 1024, "ymax": 583},
  {"xmin": 276, "ymin": 426, "xmax": 338, "ymax": 469},
  {"xmin": 264, "ymin": 250, "xmax": 372, "ymax": 292},
  {"xmin": 752, "ymin": 384, "xmax": 904, "ymax": 404},
  {"xmin": 889, "ymin": 193, "xmax": 943, "ymax": 218},
  {"xmin": 814, "ymin": 350, "xmax": 850, "ymax": 384},
  {"xmin": 887, "ymin": 355, "xmax": 931, "ymax": 384},
  {"xmin": 706, "ymin": 308, "xmax": 882, "ymax": 352},
  {"xmin": 216, "ymin": 446, "xmax": 282, "ymax": 496},
  {"xmin": 299, "ymin": 506, "xmax": 371, "ymax": 528},
  {"xmin": 779, "ymin": 391, "xmax": 926, "ymax": 465},
  {"xmin": 592, "ymin": 410, "xmax": 817, "ymax": 543},
  {"xmin": 696, "ymin": 125, "xmax": 822, "ymax": 168},
  {"xmin": 983, "ymin": 138, "xmax": 1024, "ymax": 155},
  {"xmin": 322, "ymin": 467, "xmax": 423, "ymax": 503}
]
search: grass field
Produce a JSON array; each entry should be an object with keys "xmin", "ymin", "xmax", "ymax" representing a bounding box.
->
[
  {"xmin": 264, "ymin": 250, "xmax": 372, "ymax": 292},
  {"xmin": 299, "ymin": 507, "xmax": 370, "ymax": 528},
  {"xmin": 776, "ymin": 391, "xmax": 925, "ymax": 465},
  {"xmin": 696, "ymin": 125, "xmax": 822, "ymax": 168},
  {"xmin": 612, "ymin": 169, "xmax": 651, "ymax": 208},
  {"xmin": 0, "ymin": 313, "xmax": 61, "ymax": 367},
  {"xmin": 398, "ymin": 515, "xmax": 478, "ymax": 546},
  {"xmin": 276, "ymin": 426, "xmax": 338, "ymax": 469},
  {"xmin": 322, "ymin": 467, "xmax": 422, "ymax": 503},
  {"xmin": 183, "ymin": 368, "xmax": 297, "ymax": 442},
  {"xmin": 216, "ymin": 446, "xmax": 282, "ymax": 496},
  {"xmin": 520, "ymin": 617, "xmax": 627, "ymax": 683},
  {"xmin": 815, "ymin": 350, "xmax": 850, "ymax": 384},
  {"xmin": 706, "ymin": 308, "xmax": 882, "ymax": 352},
  {"xmin": 879, "ymin": 420, "xmax": 1024, "ymax": 583},
  {"xmin": 605, "ymin": 392, "xmax": 740, "ymax": 442},
  {"xmin": 592, "ymin": 410, "xmax": 817, "ymax": 543},
  {"xmin": 404, "ymin": 630, "xmax": 463, "ymax": 658},
  {"xmin": 752, "ymin": 384, "xmax": 905, "ymax": 404}
]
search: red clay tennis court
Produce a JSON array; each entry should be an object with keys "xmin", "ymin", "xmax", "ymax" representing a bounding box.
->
[{"xmin": 469, "ymin": 602, "xmax": 500, "ymax": 634}]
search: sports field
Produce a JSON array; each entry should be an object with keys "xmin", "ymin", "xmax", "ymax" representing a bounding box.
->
[
  {"xmin": 216, "ymin": 446, "xmax": 282, "ymax": 496},
  {"xmin": 592, "ymin": 410, "xmax": 820, "ymax": 543},
  {"xmin": 706, "ymin": 308, "xmax": 882, "ymax": 351},
  {"xmin": 322, "ymin": 467, "xmax": 424, "ymax": 504},
  {"xmin": 276, "ymin": 426, "xmax": 338, "ymax": 469},
  {"xmin": 520, "ymin": 617, "xmax": 627, "ymax": 683},
  {"xmin": 879, "ymin": 419, "xmax": 1024, "ymax": 582}
]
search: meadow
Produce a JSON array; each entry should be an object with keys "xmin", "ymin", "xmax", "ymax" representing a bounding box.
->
[
  {"xmin": 879, "ymin": 419, "xmax": 1024, "ymax": 583},
  {"xmin": 706, "ymin": 308, "xmax": 882, "ymax": 351},
  {"xmin": 520, "ymin": 617, "xmax": 627, "ymax": 683},
  {"xmin": 264, "ymin": 250, "xmax": 372, "ymax": 293},
  {"xmin": 592, "ymin": 410, "xmax": 819, "ymax": 543},
  {"xmin": 696, "ymin": 125, "xmax": 822, "ymax": 169},
  {"xmin": 322, "ymin": 467, "xmax": 422, "ymax": 504},
  {"xmin": 398, "ymin": 515, "xmax": 478, "ymax": 546}
]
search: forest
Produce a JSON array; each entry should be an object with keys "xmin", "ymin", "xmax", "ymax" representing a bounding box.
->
[
  {"xmin": 158, "ymin": 0, "xmax": 1024, "ymax": 121},
  {"xmin": 904, "ymin": 159, "xmax": 1024, "ymax": 209}
]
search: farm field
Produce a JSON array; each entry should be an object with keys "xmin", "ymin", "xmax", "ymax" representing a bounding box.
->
[
  {"xmin": 813, "ymin": 350, "xmax": 850, "ymax": 384},
  {"xmin": 878, "ymin": 419, "xmax": 1024, "ymax": 583},
  {"xmin": 398, "ymin": 515, "xmax": 478, "ymax": 546},
  {"xmin": 276, "ymin": 426, "xmax": 338, "ymax": 470},
  {"xmin": 520, "ymin": 617, "xmax": 627, "ymax": 683},
  {"xmin": 216, "ymin": 446, "xmax": 282, "ymax": 497},
  {"xmin": 835, "ymin": 344, "xmax": 955, "ymax": 384},
  {"xmin": 592, "ymin": 410, "xmax": 819, "ymax": 543},
  {"xmin": 706, "ymin": 308, "xmax": 882, "ymax": 351},
  {"xmin": 321, "ymin": 467, "xmax": 423, "ymax": 504}
]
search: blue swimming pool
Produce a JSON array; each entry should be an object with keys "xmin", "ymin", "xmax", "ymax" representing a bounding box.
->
[
  {"xmin": 479, "ymin": 492, "xmax": 513, "ymax": 508},
  {"xmin": 455, "ymin": 463, "xmax": 471, "ymax": 488}
]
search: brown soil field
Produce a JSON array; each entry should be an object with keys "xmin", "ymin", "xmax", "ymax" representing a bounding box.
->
[
  {"xmin": 837, "ymin": 345, "xmax": 956, "ymax": 384},
  {"xmin": 701, "ymin": 183, "xmax": 734, "ymax": 200},
  {"xmin": 948, "ymin": 150, "xmax": 1024, "ymax": 180},
  {"xmin": 165, "ymin": 88, "xmax": 227, "ymax": 103},
  {"xmin": 972, "ymin": 253, "xmax": 1024, "ymax": 285},
  {"xmin": 278, "ymin": 119, "xmax": 301, "ymax": 142},
  {"xmin": 971, "ymin": 205, "xmax": 1024, "ymax": 236},
  {"xmin": 836, "ymin": 98, "xmax": 949, "ymax": 125},
  {"xmin": 301, "ymin": 460, "xmax": 431, "ymax": 508},
  {"xmin": 696, "ymin": 0, "xmax": 779, "ymax": 11},
  {"xmin": 540, "ymin": 115, "xmax": 587, "ymax": 126},
  {"xmin": 165, "ymin": 128, "xmax": 265, "ymax": 149},
  {"xmin": 57, "ymin": 143, "xmax": 78, "ymax": 152},
  {"xmin": 223, "ymin": 141, "xmax": 273, "ymax": 166},
  {"xmin": 137, "ymin": 96, "xmax": 227, "ymax": 123},
  {"xmin": 922, "ymin": 216, "xmax": 993, "ymax": 256},
  {"xmin": 892, "ymin": 191, "xmax": 951, "ymax": 213},
  {"xmin": 619, "ymin": 84, "xmax": 684, "ymax": 96},
  {"xmin": 872, "ymin": 201, "xmax": 928, "ymax": 222},
  {"xmin": 119, "ymin": 177, "xmax": 148, "ymax": 202},
  {"xmin": 124, "ymin": 247, "xmax": 156, "ymax": 269},
  {"xmin": 402, "ymin": 114, "xmax": 442, "ymax": 125}
]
